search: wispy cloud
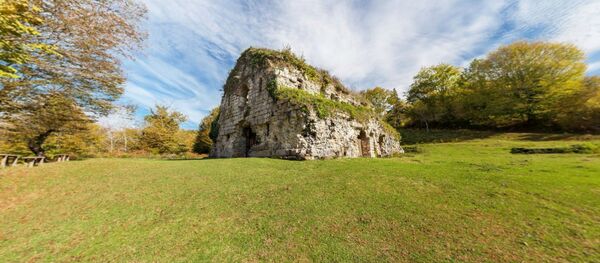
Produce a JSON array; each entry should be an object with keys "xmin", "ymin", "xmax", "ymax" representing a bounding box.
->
[{"xmin": 113, "ymin": 0, "xmax": 600, "ymax": 129}]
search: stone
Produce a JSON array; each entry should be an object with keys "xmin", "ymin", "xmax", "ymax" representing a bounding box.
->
[{"xmin": 211, "ymin": 48, "xmax": 403, "ymax": 160}]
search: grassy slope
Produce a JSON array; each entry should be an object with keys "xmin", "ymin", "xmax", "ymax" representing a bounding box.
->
[{"xmin": 0, "ymin": 134, "xmax": 599, "ymax": 262}]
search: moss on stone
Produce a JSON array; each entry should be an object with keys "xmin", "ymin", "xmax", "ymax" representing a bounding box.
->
[
  {"xmin": 379, "ymin": 120, "xmax": 401, "ymax": 140},
  {"xmin": 272, "ymin": 84, "xmax": 374, "ymax": 122},
  {"xmin": 222, "ymin": 61, "xmax": 243, "ymax": 95},
  {"xmin": 242, "ymin": 47, "xmax": 352, "ymax": 94},
  {"xmin": 242, "ymin": 48, "xmax": 319, "ymax": 80},
  {"xmin": 266, "ymin": 79, "xmax": 278, "ymax": 100},
  {"xmin": 267, "ymin": 81, "xmax": 400, "ymax": 139}
]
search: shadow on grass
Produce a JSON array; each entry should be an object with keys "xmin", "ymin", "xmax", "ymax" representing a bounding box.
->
[
  {"xmin": 161, "ymin": 156, "xmax": 305, "ymax": 162},
  {"xmin": 161, "ymin": 158, "xmax": 208, "ymax": 161},
  {"xmin": 400, "ymin": 129, "xmax": 497, "ymax": 145},
  {"xmin": 400, "ymin": 128, "xmax": 600, "ymax": 145},
  {"xmin": 513, "ymin": 133, "xmax": 600, "ymax": 141}
]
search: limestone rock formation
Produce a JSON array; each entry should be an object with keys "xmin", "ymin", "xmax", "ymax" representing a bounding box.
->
[{"xmin": 211, "ymin": 48, "xmax": 403, "ymax": 159}]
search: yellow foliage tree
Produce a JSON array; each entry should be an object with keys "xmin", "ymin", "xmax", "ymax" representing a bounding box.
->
[
  {"xmin": 0, "ymin": 0, "xmax": 54, "ymax": 78},
  {"xmin": 461, "ymin": 41, "xmax": 587, "ymax": 128}
]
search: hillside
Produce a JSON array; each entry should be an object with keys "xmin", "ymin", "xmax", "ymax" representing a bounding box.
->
[{"xmin": 0, "ymin": 133, "xmax": 599, "ymax": 262}]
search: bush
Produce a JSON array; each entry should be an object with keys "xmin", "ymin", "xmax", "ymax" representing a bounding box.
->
[{"xmin": 510, "ymin": 144, "xmax": 597, "ymax": 154}]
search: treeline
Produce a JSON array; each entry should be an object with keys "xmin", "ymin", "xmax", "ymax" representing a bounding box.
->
[
  {"xmin": 370, "ymin": 41, "xmax": 600, "ymax": 132},
  {"xmin": 0, "ymin": 105, "xmax": 200, "ymax": 158}
]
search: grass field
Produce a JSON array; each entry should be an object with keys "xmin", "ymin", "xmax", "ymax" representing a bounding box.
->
[{"xmin": 1, "ymin": 132, "xmax": 599, "ymax": 262}]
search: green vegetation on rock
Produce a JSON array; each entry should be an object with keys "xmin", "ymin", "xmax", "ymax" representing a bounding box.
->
[
  {"xmin": 242, "ymin": 47, "xmax": 350, "ymax": 94},
  {"xmin": 271, "ymin": 84, "xmax": 373, "ymax": 120},
  {"xmin": 266, "ymin": 80, "xmax": 401, "ymax": 139}
]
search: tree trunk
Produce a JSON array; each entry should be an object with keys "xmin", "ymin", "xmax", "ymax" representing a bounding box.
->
[
  {"xmin": 108, "ymin": 131, "xmax": 114, "ymax": 153},
  {"xmin": 124, "ymin": 133, "xmax": 128, "ymax": 152},
  {"xmin": 28, "ymin": 130, "xmax": 54, "ymax": 157}
]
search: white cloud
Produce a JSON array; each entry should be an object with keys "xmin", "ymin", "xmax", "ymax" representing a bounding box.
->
[
  {"xmin": 97, "ymin": 106, "xmax": 139, "ymax": 130},
  {"xmin": 511, "ymin": 0, "xmax": 600, "ymax": 54},
  {"xmin": 550, "ymin": 1, "xmax": 600, "ymax": 54},
  {"xmin": 124, "ymin": 0, "xmax": 600, "ymax": 127},
  {"xmin": 588, "ymin": 61, "xmax": 600, "ymax": 73},
  {"xmin": 257, "ymin": 1, "xmax": 510, "ymax": 90}
]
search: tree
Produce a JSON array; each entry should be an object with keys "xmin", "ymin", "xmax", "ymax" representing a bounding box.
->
[
  {"xmin": 406, "ymin": 64, "xmax": 462, "ymax": 128},
  {"xmin": 0, "ymin": 0, "xmax": 54, "ymax": 78},
  {"xmin": 6, "ymin": 93, "xmax": 89, "ymax": 156},
  {"xmin": 113, "ymin": 128, "xmax": 142, "ymax": 153},
  {"xmin": 193, "ymin": 107, "xmax": 220, "ymax": 154},
  {"xmin": 461, "ymin": 41, "xmax": 586, "ymax": 128},
  {"xmin": 0, "ymin": 0, "xmax": 147, "ymax": 156},
  {"xmin": 140, "ymin": 106, "xmax": 188, "ymax": 155},
  {"xmin": 177, "ymin": 129, "xmax": 197, "ymax": 154},
  {"xmin": 361, "ymin": 87, "xmax": 397, "ymax": 116},
  {"xmin": 553, "ymin": 76, "xmax": 600, "ymax": 132},
  {"xmin": 44, "ymin": 123, "xmax": 106, "ymax": 158},
  {"xmin": 385, "ymin": 98, "xmax": 410, "ymax": 130},
  {"xmin": 101, "ymin": 105, "xmax": 137, "ymax": 153}
]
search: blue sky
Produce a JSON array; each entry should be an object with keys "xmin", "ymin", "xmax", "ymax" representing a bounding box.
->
[{"xmin": 101, "ymin": 0, "xmax": 600, "ymax": 129}]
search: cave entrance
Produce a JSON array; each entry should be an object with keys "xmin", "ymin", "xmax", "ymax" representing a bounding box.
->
[
  {"xmin": 243, "ymin": 127, "xmax": 257, "ymax": 157},
  {"xmin": 358, "ymin": 130, "xmax": 370, "ymax": 157},
  {"xmin": 378, "ymin": 135, "xmax": 385, "ymax": 157}
]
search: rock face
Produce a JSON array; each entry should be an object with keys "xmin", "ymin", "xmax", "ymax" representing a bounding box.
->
[{"xmin": 211, "ymin": 48, "xmax": 403, "ymax": 160}]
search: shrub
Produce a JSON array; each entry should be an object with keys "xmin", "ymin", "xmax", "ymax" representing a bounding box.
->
[{"xmin": 510, "ymin": 144, "xmax": 597, "ymax": 154}]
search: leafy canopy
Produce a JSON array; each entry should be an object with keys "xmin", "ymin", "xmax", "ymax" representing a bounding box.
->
[
  {"xmin": 0, "ymin": 0, "xmax": 55, "ymax": 78},
  {"xmin": 361, "ymin": 87, "xmax": 398, "ymax": 116},
  {"xmin": 406, "ymin": 64, "xmax": 462, "ymax": 127},
  {"xmin": 140, "ymin": 106, "xmax": 188, "ymax": 155},
  {"xmin": 461, "ymin": 41, "xmax": 586, "ymax": 127},
  {"xmin": 193, "ymin": 107, "xmax": 220, "ymax": 154},
  {"xmin": 1, "ymin": 0, "xmax": 147, "ymax": 156}
]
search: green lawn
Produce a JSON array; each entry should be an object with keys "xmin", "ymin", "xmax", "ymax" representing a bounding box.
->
[{"xmin": 1, "ymin": 133, "xmax": 599, "ymax": 262}]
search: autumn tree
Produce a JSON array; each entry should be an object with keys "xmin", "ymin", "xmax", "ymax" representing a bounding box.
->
[
  {"xmin": 140, "ymin": 106, "xmax": 188, "ymax": 155},
  {"xmin": 178, "ymin": 130, "xmax": 197, "ymax": 154},
  {"xmin": 6, "ymin": 93, "xmax": 89, "ymax": 156},
  {"xmin": 102, "ymin": 105, "xmax": 137, "ymax": 153},
  {"xmin": 44, "ymin": 123, "xmax": 106, "ymax": 158},
  {"xmin": 0, "ymin": 0, "xmax": 54, "ymax": 78},
  {"xmin": 0, "ymin": 0, "xmax": 147, "ymax": 156},
  {"xmin": 461, "ymin": 41, "xmax": 586, "ymax": 128},
  {"xmin": 193, "ymin": 107, "xmax": 220, "ymax": 154}
]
